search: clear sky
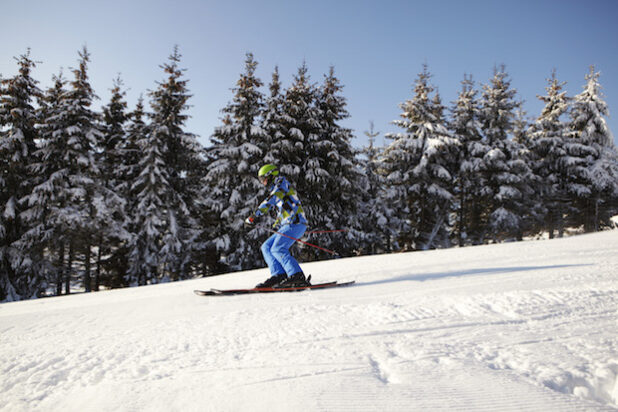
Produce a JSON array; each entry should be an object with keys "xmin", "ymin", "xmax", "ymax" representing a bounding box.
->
[{"xmin": 2, "ymin": 0, "xmax": 617, "ymax": 148}]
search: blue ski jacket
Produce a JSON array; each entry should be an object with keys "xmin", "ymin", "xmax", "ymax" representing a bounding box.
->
[{"xmin": 254, "ymin": 176, "xmax": 308, "ymax": 227}]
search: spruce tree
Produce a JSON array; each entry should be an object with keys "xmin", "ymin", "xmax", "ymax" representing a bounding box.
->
[
  {"xmin": 260, "ymin": 66, "xmax": 286, "ymax": 164},
  {"xmin": 255, "ymin": 63, "xmax": 319, "ymax": 262},
  {"xmin": 186, "ymin": 145, "xmax": 218, "ymax": 276},
  {"xmin": 382, "ymin": 64, "xmax": 459, "ymax": 250},
  {"xmin": 276, "ymin": 62, "xmax": 345, "ymax": 260},
  {"xmin": 101, "ymin": 76, "xmax": 128, "ymax": 184},
  {"xmin": 22, "ymin": 71, "xmax": 68, "ymax": 296},
  {"xmin": 204, "ymin": 52, "xmax": 266, "ymax": 271},
  {"xmin": 569, "ymin": 66, "xmax": 618, "ymax": 231},
  {"xmin": 279, "ymin": 62, "xmax": 320, "ymax": 188},
  {"xmin": 122, "ymin": 96, "xmax": 149, "ymax": 285},
  {"xmin": 448, "ymin": 74, "xmax": 488, "ymax": 246},
  {"xmin": 147, "ymin": 46, "xmax": 204, "ymax": 280},
  {"xmin": 512, "ymin": 108, "xmax": 533, "ymax": 147},
  {"xmin": 529, "ymin": 70, "xmax": 571, "ymax": 238},
  {"xmin": 512, "ymin": 107, "xmax": 545, "ymax": 238},
  {"xmin": 0, "ymin": 50, "xmax": 43, "ymax": 301},
  {"xmin": 303, "ymin": 66, "xmax": 366, "ymax": 257},
  {"xmin": 359, "ymin": 122, "xmax": 393, "ymax": 253},
  {"xmin": 120, "ymin": 96, "xmax": 148, "ymax": 198},
  {"xmin": 22, "ymin": 47, "xmax": 103, "ymax": 294},
  {"xmin": 98, "ymin": 76, "xmax": 130, "ymax": 288},
  {"xmin": 57, "ymin": 46, "xmax": 105, "ymax": 293},
  {"xmin": 478, "ymin": 65, "xmax": 533, "ymax": 241},
  {"xmin": 127, "ymin": 112, "xmax": 169, "ymax": 285}
]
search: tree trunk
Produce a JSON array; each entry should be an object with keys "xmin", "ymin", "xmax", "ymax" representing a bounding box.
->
[
  {"xmin": 56, "ymin": 242, "xmax": 65, "ymax": 296},
  {"xmin": 84, "ymin": 238, "xmax": 91, "ymax": 293},
  {"xmin": 458, "ymin": 188, "xmax": 466, "ymax": 247},
  {"xmin": 557, "ymin": 203, "xmax": 564, "ymax": 238},
  {"xmin": 424, "ymin": 213, "xmax": 446, "ymax": 251},
  {"xmin": 65, "ymin": 241, "xmax": 74, "ymax": 295},
  {"xmin": 95, "ymin": 237, "xmax": 102, "ymax": 291},
  {"xmin": 594, "ymin": 195, "xmax": 600, "ymax": 232}
]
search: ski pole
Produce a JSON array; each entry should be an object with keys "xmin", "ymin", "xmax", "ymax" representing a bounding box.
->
[
  {"xmin": 256, "ymin": 225, "xmax": 340, "ymax": 256},
  {"xmin": 305, "ymin": 229, "xmax": 349, "ymax": 235}
]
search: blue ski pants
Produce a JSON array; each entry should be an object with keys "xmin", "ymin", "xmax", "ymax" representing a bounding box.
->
[{"xmin": 261, "ymin": 224, "xmax": 306, "ymax": 276}]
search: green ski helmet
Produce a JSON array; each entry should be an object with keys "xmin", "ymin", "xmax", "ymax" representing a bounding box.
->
[{"xmin": 258, "ymin": 164, "xmax": 279, "ymax": 184}]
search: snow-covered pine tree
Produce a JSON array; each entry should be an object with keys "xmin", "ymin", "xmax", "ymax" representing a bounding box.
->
[
  {"xmin": 511, "ymin": 114, "xmax": 541, "ymax": 239},
  {"xmin": 569, "ymin": 66, "xmax": 618, "ymax": 231},
  {"xmin": 22, "ymin": 47, "xmax": 104, "ymax": 295},
  {"xmin": 424, "ymin": 88, "xmax": 460, "ymax": 248},
  {"xmin": 98, "ymin": 76, "xmax": 131, "ymax": 288},
  {"xmin": 101, "ymin": 76, "xmax": 128, "ymax": 183},
  {"xmin": 185, "ymin": 143, "xmax": 218, "ymax": 276},
  {"xmin": 361, "ymin": 122, "xmax": 381, "ymax": 180},
  {"xmin": 381, "ymin": 71, "xmax": 425, "ymax": 251},
  {"xmin": 127, "ymin": 113, "xmax": 170, "ymax": 285},
  {"xmin": 147, "ymin": 46, "xmax": 204, "ymax": 280},
  {"xmin": 57, "ymin": 46, "xmax": 106, "ymax": 293},
  {"xmin": 512, "ymin": 107, "xmax": 545, "ymax": 238},
  {"xmin": 119, "ymin": 96, "xmax": 147, "ymax": 200},
  {"xmin": 307, "ymin": 66, "xmax": 366, "ymax": 257},
  {"xmin": 256, "ymin": 62, "xmax": 323, "ymax": 261},
  {"xmin": 260, "ymin": 66, "xmax": 286, "ymax": 164},
  {"xmin": 279, "ymin": 62, "xmax": 319, "ymax": 190},
  {"xmin": 204, "ymin": 52, "xmax": 266, "ymax": 271},
  {"xmin": 0, "ymin": 50, "xmax": 44, "ymax": 301},
  {"xmin": 21, "ymin": 71, "xmax": 68, "ymax": 296},
  {"xmin": 359, "ymin": 122, "xmax": 393, "ymax": 253},
  {"xmin": 121, "ymin": 96, "xmax": 149, "ymax": 285},
  {"xmin": 448, "ymin": 74, "xmax": 489, "ymax": 246},
  {"xmin": 478, "ymin": 65, "xmax": 534, "ymax": 242},
  {"xmin": 126, "ymin": 101, "xmax": 171, "ymax": 285},
  {"xmin": 529, "ymin": 70, "xmax": 571, "ymax": 238},
  {"xmin": 363, "ymin": 122, "xmax": 380, "ymax": 159},
  {"xmin": 277, "ymin": 63, "xmax": 336, "ymax": 260},
  {"xmin": 382, "ymin": 64, "xmax": 459, "ymax": 250},
  {"xmin": 512, "ymin": 108, "xmax": 533, "ymax": 147}
]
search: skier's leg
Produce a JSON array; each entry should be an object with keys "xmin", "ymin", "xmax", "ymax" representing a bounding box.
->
[
  {"xmin": 261, "ymin": 233, "xmax": 286, "ymax": 276},
  {"xmin": 271, "ymin": 224, "xmax": 307, "ymax": 276}
]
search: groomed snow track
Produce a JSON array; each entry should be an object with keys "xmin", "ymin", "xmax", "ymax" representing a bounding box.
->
[{"xmin": 1, "ymin": 230, "xmax": 617, "ymax": 411}]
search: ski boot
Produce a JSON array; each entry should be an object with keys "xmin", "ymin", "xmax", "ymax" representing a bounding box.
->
[
  {"xmin": 276, "ymin": 272, "xmax": 311, "ymax": 288},
  {"xmin": 256, "ymin": 274, "xmax": 287, "ymax": 288}
]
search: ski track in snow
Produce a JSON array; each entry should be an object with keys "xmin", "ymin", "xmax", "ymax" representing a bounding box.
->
[{"xmin": 1, "ymin": 230, "xmax": 617, "ymax": 411}]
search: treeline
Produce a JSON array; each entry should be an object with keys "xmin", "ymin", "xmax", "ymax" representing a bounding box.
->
[
  {"xmin": 1, "ymin": 46, "xmax": 616, "ymax": 301},
  {"xmin": 375, "ymin": 64, "xmax": 618, "ymax": 250}
]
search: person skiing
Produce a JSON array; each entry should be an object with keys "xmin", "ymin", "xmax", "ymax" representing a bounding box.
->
[{"xmin": 245, "ymin": 164, "xmax": 310, "ymax": 288}]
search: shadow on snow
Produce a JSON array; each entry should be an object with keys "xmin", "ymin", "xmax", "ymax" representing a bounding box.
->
[{"xmin": 358, "ymin": 264, "xmax": 592, "ymax": 286}]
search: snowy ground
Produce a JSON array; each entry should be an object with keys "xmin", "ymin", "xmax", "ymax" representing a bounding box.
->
[{"xmin": 1, "ymin": 230, "xmax": 617, "ymax": 411}]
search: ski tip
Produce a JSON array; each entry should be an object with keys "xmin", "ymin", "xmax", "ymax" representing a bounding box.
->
[{"xmin": 194, "ymin": 289, "xmax": 218, "ymax": 296}]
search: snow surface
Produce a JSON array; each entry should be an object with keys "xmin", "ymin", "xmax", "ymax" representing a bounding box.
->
[{"xmin": 1, "ymin": 230, "xmax": 617, "ymax": 411}]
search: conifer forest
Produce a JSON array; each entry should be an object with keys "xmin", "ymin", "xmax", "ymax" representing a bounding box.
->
[{"xmin": 1, "ymin": 46, "xmax": 617, "ymax": 301}]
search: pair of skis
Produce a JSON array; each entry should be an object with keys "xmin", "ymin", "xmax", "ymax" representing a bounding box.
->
[{"xmin": 194, "ymin": 278, "xmax": 355, "ymax": 296}]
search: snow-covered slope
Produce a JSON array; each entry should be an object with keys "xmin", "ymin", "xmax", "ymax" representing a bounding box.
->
[{"xmin": 1, "ymin": 230, "xmax": 617, "ymax": 411}]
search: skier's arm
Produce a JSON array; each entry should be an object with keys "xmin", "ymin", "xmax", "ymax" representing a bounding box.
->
[
  {"xmin": 254, "ymin": 180, "xmax": 286, "ymax": 218},
  {"xmin": 246, "ymin": 186, "xmax": 281, "ymax": 228}
]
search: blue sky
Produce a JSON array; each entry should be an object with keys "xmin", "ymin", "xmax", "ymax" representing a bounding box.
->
[{"xmin": 2, "ymin": 0, "xmax": 617, "ymax": 148}]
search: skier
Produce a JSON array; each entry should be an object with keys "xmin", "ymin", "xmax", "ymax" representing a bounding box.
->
[{"xmin": 245, "ymin": 164, "xmax": 310, "ymax": 288}]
